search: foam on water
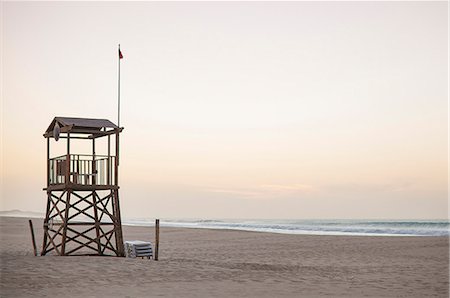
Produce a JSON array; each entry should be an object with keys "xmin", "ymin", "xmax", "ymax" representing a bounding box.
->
[
  {"xmin": 1, "ymin": 210, "xmax": 447, "ymax": 236},
  {"xmin": 122, "ymin": 218, "xmax": 450, "ymax": 237}
]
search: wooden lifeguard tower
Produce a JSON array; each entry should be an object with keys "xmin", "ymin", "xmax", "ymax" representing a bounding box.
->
[{"xmin": 41, "ymin": 117, "xmax": 125, "ymax": 256}]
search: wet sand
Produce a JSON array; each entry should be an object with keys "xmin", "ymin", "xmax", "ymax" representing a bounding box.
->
[{"xmin": 1, "ymin": 216, "xmax": 448, "ymax": 297}]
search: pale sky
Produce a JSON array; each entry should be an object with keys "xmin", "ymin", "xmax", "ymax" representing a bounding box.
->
[{"xmin": 1, "ymin": 1, "xmax": 448, "ymax": 219}]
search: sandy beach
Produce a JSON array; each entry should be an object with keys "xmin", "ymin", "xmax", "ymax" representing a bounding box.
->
[{"xmin": 0, "ymin": 216, "xmax": 448, "ymax": 297}]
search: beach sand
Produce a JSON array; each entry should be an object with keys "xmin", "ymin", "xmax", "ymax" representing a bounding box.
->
[{"xmin": 1, "ymin": 216, "xmax": 448, "ymax": 297}]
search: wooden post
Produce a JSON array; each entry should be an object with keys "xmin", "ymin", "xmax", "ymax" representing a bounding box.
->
[
  {"xmin": 155, "ymin": 219, "xmax": 159, "ymax": 261},
  {"xmin": 28, "ymin": 220, "xmax": 37, "ymax": 256},
  {"xmin": 93, "ymin": 195, "xmax": 102, "ymax": 255},
  {"xmin": 61, "ymin": 191, "xmax": 71, "ymax": 256},
  {"xmin": 92, "ymin": 138, "xmax": 96, "ymax": 185},
  {"xmin": 41, "ymin": 192, "xmax": 50, "ymax": 255},
  {"xmin": 111, "ymin": 129, "xmax": 125, "ymax": 257},
  {"xmin": 115, "ymin": 129, "xmax": 119, "ymax": 185},
  {"xmin": 66, "ymin": 132, "xmax": 70, "ymax": 185},
  {"xmin": 107, "ymin": 135, "xmax": 111, "ymax": 185},
  {"xmin": 47, "ymin": 137, "xmax": 50, "ymax": 186},
  {"xmin": 112, "ymin": 189, "xmax": 125, "ymax": 257}
]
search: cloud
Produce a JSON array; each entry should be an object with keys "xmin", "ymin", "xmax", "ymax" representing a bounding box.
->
[
  {"xmin": 204, "ymin": 183, "xmax": 315, "ymax": 200},
  {"xmin": 207, "ymin": 188, "xmax": 261, "ymax": 197},
  {"xmin": 324, "ymin": 181, "xmax": 415, "ymax": 194},
  {"xmin": 259, "ymin": 184, "xmax": 314, "ymax": 191}
]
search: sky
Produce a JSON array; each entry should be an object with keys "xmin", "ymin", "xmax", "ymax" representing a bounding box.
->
[{"xmin": 0, "ymin": 1, "xmax": 448, "ymax": 220}]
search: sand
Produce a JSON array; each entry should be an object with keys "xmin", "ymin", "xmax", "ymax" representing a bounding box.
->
[{"xmin": 0, "ymin": 216, "xmax": 448, "ymax": 297}]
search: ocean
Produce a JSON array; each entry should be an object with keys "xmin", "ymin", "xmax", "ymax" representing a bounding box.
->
[
  {"xmin": 122, "ymin": 218, "xmax": 450, "ymax": 237},
  {"xmin": 1, "ymin": 210, "xmax": 448, "ymax": 237}
]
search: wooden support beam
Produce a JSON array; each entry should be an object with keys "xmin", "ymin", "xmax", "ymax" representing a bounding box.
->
[
  {"xmin": 100, "ymin": 227, "xmax": 116, "ymax": 254},
  {"xmin": 49, "ymin": 191, "xmax": 67, "ymax": 223},
  {"xmin": 61, "ymin": 222, "xmax": 114, "ymax": 226},
  {"xmin": 65, "ymin": 226, "xmax": 100, "ymax": 255},
  {"xmin": 56, "ymin": 136, "xmax": 91, "ymax": 140},
  {"xmin": 45, "ymin": 184, "xmax": 119, "ymax": 192},
  {"xmin": 41, "ymin": 192, "xmax": 51, "ymax": 256},
  {"xmin": 66, "ymin": 133, "xmax": 70, "ymax": 185},
  {"xmin": 42, "ymin": 125, "xmax": 73, "ymax": 138},
  {"xmin": 61, "ymin": 191, "xmax": 71, "ymax": 255},
  {"xmin": 115, "ymin": 129, "xmax": 119, "ymax": 185},
  {"xmin": 47, "ymin": 138, "xmax": 50, "ymax": 187},
  {"xmin": 43, "ymin": 127, "xmax": 122, "ymax": 139},
  {"xmin": 28, "ymin": 220, "xmax": 37, "ymax": 256},
  {"xmin": 92, "ymin": 190, "xmax": 102, "ymax": 255},
  {"xmin": 112, "ymin": 189, "xmax": 125, "ymax": 256},
  {"xmin": 155, "ymin": 219, "xmax": 160, "ymax": 261},
  {"xmin": 89, "ymin": 128, "xmax": 123, "ymax": 139},
  {"xmin": 46, "ymin": 227, "xmax": 62, "ymax": 255},
  {"xmin": 92, "ymin": 138, "xmax": 96, "ymax": 185},
  {"xmin": 107, "ymin": 135, "xmax": 111, "ymax": 185}
]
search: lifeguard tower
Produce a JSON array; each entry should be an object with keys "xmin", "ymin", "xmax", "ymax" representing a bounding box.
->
[{"xmin": 41, "ymin": 117, "xmax": 125, "ymax": 256}]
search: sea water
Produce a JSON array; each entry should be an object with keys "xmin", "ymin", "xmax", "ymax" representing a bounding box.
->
[
  {"xmin": 1, "ymin": 210, "xmax": 447, "ymax": 237},
  {"xmin": 122, "ymin": 218, "xmax": 450, "ymax": 237}
]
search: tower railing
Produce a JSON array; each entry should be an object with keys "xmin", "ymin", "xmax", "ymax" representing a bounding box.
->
[{"xmin": 49, "ymin": 154, "xmax": 116, "ymax": 186}]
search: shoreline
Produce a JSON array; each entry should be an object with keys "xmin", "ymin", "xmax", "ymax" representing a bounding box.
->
[{"xmin": 1, "ymin": 214, "xmax": 448, "ymax": 237}]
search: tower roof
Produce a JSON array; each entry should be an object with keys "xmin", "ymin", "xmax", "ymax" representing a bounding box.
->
[{"xmin": 44, "ymin": 117, "xmax": 120, "ymax": 138}]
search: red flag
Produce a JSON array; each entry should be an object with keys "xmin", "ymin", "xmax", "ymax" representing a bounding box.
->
[{"xmin": 119, "ymin": 49, "xmax": 123, "ymax": 59}]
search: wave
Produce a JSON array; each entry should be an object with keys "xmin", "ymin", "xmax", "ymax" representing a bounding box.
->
[
  {"xmin": 0, "ymin": 210, "xmax": 44, "ymax": 219},
  {"xmin": 121, "ymin": 218, "xmax": 449, "ymax": 237},
  {"xmin": 4, "ymin": 210, "xmax": 446, "ymax": 237}
]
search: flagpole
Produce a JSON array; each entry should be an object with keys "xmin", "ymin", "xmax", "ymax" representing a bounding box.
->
[{"xmin": 118, "ymin": 44, "xmax": 121, "ymax": 128}]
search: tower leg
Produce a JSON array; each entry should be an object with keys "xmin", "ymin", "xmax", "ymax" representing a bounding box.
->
[
  {"xmin": 92, "ymin": 190, "xmax": 102, "ymax": 255},
  {"xmin": 112, "ymin": 189, "xmax": 125, "ymax": 256},
  {"xmin": 41, "ymin": 191, "xmax": 51, "ymax": 256},
  {"xmin": 60, "ymin": 190, "xmax": 71, "ymax": 256}
]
